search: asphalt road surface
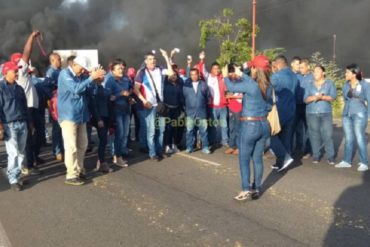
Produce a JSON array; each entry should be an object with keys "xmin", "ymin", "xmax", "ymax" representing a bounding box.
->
[{"xmin": 0, "ymin": 121, "xmax": 369, "ymax": 247}]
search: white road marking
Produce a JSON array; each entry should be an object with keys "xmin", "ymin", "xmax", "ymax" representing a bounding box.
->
[{"xmin": 175, "ymin": 152, "xmax": 223, "ymax": 167}]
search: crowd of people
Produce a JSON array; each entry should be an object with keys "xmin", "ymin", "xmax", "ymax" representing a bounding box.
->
[{"xmin": 0, "ymin": 31, "xmax": 369, "ymax": 201}]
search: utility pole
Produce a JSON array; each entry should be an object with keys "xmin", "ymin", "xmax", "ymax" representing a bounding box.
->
[
  {"xmin": 251, "ymin": 0, "xmax": 256, "ymax": 59},
  {"xmin": 332, "ymin": 34, "xmax": 337, "ymax": 62}
]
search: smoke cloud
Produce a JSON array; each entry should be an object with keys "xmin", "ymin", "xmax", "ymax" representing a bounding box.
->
[{"xmin": 0, "ymin": 0, "xmax": 369, "ymax": 74}]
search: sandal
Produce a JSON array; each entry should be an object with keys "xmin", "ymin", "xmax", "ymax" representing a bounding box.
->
[{"xmin": 233, "ymin": 191, "xmax": 252, "ymax": 201}]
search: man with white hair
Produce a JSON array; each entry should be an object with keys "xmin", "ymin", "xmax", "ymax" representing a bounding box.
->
[{"xmin": 57, "ymin": 56, "xmax": 105, "ymax": 186}]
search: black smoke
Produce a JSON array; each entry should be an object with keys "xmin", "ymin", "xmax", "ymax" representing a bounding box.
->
[{"xmin": 0, "ymin": 0, "xmax": 369, "ymax": 75}]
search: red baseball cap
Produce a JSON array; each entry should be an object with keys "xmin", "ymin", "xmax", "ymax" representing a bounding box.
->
[
  {"xmin": 10, "ymin": 53, "xmax": 22, "ymax": 64},
  {"xmin": 2, "ymin": 61, "xmax": 19, "ymax": 75},
  {"xmin": 178, "ymin": 68, "xmax": 186, "ymax": 76},
  {"xmin": 127, "ymin": 67, "xmax": 136, "ymax": 78},
  {"xmin": 247, "ymin": 55, "xmax": 270, "ymax": 71}
]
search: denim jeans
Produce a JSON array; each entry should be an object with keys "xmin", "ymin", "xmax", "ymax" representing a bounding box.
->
[
  {"xmin": 52, "ymin": 118, "xmax": 64, "ymax": 156},
  {"xmin": 306, "ymin": 113, "xmax": 335, "ymax": 161},
  {"xmin": 186, "ymin": 117, "xmax": 209, "ymax": 151},
  {"xmin": 239, "ymin": 120, "xmax": 270, "ymax": 191},
  {"xmin": 4, "ymin": 121, "xmax": 28, "ymax": 184},
  {"xmin": 138, "ymin": 109, "xmax": 148, "ymax": 149},
  {"xmin": 164, "ymin": 107, "xmax": 181, "ymax": 146},
  {"xmin": 143, "ymin": 108, "xmax": 165, "ymax": 158},
  {"xmin": 270, "ymin": 118, "xmax": 295, "ymax": 167},
  {"xmin": 97, "ymin": 117, "xmax": 109, "ymax": 162},
  {"xmin": 293, "ymin": 104, "xmax": 312, "ymax": 154},
  {"xmin": 114, "ymin": 111, "xmax": 130, "ymax": 157},
  {"xmin": 228, "ymin": 111, "xmax": 241, "ymax": 149},
  {"xmin": 209, "ymin": 107, "xmax": 229, "ymax": 146},
  {"xmin": 343, "ymin": 112, "xmax": 368, "ymax": 165}
]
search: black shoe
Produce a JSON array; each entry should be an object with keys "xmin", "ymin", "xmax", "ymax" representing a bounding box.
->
[
  {"xmin": 79, "ymin": 173, "xmax": 88, "ymax": 181},
  {"xmin": 30, "ymin": 167, "xmax": 42, "ymax": 176},
  {"xmin": 65, "ymin": 178, "xmax": 85, "ymax": 186},
  {"xmin": 252, "ymin": 191, "xmax": 260, "ymax": 200},
  {"xmin": 150, "ymin": 156, "xmax": 162, "ymax": 162},
  {"xmin": 11, "ymin": 183, "xmax": 23, "ymax": 191},
  {"xmin": 35, "ymin": 157, "xmax": 46, "ymax": 166},
  {"xmin": 140, "ymin": 148, "xmax": 148, "ymax": 153}
]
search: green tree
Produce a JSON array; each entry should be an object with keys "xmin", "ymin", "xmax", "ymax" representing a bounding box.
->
[
  {"xmin": 310, "ymin": 52, "xmax": 345, "ymax": 117},
  {"xmin": 199, "ymin": 8, "xmax": 284, "ymax": 66}
]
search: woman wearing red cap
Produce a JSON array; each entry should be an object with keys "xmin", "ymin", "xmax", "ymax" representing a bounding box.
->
[{"xmin": 224, "ymin": 55, "xmax": 273, "ymax": 200}]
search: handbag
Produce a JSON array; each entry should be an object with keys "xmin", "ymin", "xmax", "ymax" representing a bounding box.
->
[
  {"xmin": 267, "ymin": 89, "xmax": 281, "ymax": 136},
  {"xmin": 146, "ymin": 69, "xmax": 168, "ymax": 117}
]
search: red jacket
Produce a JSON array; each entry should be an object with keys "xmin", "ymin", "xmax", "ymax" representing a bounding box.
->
[{"xmin": 48, "ymin": 90, "xmax": 58, "ymax": 121}]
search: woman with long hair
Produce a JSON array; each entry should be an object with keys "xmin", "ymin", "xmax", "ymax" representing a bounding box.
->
[
  {"xmin": 304, "ymin": 65, "xmax": 336, "ymax": 164},
  {"xmin": 224, "ymin": 55, "xmax": 273, "ymax": 201},
  {"xmin": 335, "ymin": 64, "xmax": 369, "ymax": 171}
]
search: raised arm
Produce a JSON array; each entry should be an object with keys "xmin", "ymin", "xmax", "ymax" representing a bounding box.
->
[{"xmin": 22, "ymin": 31, "xmax": 40, "ymax": 65}]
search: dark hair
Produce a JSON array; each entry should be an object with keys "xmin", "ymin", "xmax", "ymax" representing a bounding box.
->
[
  {"xmin": 144, "ymin": 52, "xmax": 156, "ymax": 60},
  {"xmin": 255, "ymin": 68, "xmax": 271, "ymax": 100},
  {"xmin": 110, "ymin": 58, "xmax": 126, "ymax": 71},
  {"xmin": 211, "ymin": 62, "xmax": 220, "ymax": 69},
  {"xmin": 190, "ymin": 68, "xmax": 199, "ymax": 74},
  {"xmin": 67, "ymin": 55, "xmax": 76, "ymax": 63},
  {"xmin": 227, "ymin": 63, "xmax": 236, "ymax": 73},
  {"xmin": 291, "ymin": 56, "xmax": 301, "ymax": 63},
  {"xmin": 300, "ymin": 58, "xmax": 310, "ymax": 65},
  {"xmin": 314, "ymin": 64, "xmax": 326, "ymax": 72},
  {"xmin": 346, "ymin": 63, "xmax": 363, "ymax": 80},
  {"xmin": 274, "ymin": 55, "xmax": 288, "ymax": 65}
]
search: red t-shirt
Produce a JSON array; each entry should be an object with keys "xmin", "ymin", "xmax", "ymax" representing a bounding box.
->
[{"xmin": 228, "ymin": 94, "xmax": 242, "ymax": 113}]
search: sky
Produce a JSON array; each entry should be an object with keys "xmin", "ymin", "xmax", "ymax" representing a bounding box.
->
[{"xmin": 0, "ymin": 0, "xmax": 369, "ymax": 74}]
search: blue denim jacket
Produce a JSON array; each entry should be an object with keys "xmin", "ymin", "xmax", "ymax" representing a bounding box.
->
[
  {"xmin": 297, "ymin": 73, "xmax": 314, "ymax": 105},
  {"xmin": 105, "ymin": 75, "xmax": 132, "ymax": 113},
  {"xmin": 224, "ymin": 74, "xmax": 272, "ymax": 117},
  {"xmin": 183, "ymin": 79, "xmax": 209, "ymax": 119},
  {"xmin": 57, "ymin": 67, "xmax": 93, "ymax": 123},
  {"xmin": 342, "ymin": 80, "xmax": 369, "ymax": 117},
  {"xmin": 271, "ymin": 67, "xmax": 298, "ymax": 124},
  {"xmin": 0, "ymin": 80, "xmax": 28, "ymax": 124},
  {"xmin": 304, "ymin": 79, "xmax": 337, "ymax": 114},
  {"xmin": 45, "ymin": 66, "xmax": 61, "ymax": 87}
]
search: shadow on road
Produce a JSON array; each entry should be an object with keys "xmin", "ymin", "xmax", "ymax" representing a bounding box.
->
[{"xmin": 324, "ymin": 171, "xmax": 370, "ymax": 246}]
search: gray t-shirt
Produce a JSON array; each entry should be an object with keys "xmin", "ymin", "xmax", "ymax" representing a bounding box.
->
[{"xmin": 17, "ymin": 59, "xmax": 39, "ymax": 108}]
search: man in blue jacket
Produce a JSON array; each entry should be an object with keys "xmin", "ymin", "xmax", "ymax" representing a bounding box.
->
[
  {"xmin": 183, "ymin": 68, "xmax": 211, "ymax": 154},
  {"xmin": 58, "ymin": 56, "xmax": 105, "ymax": 186},
  {"xmin": 270, "ymin": 55, "xmax": 298, "ymax": 172}
]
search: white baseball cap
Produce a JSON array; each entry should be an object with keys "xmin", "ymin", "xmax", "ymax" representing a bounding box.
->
[{"xmin": 73, "ymin": 56, "xmax": 89, "ymax": 70}]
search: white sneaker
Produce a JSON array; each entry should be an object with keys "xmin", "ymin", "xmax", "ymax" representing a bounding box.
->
[
  {"xmin": 172, "ymin": 144, "xmax": 179, "ymax": 153},
  {"xmin": 278, "ymin": 158, "xmax": 294, "ymax": 172},
  {"xmin": 165, "ymin": 146, "xmax": 173, "ymax": 154},
  {"xmin": 335, "ymin": 161, "xmax": 352, "ymax": 168},
  {"xmin": 357, "ymin": 163, "xmax": 369, "ymax": 172}
]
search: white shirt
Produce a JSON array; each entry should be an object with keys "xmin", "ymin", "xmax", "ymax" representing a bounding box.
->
[
  {"xmin": 145, "ymin": 68, "xmax": 165, "ymax": 106},
  {"xmin": 207, "ymin": 75, "xmax": 220, "ymax": 106},
  {"xmin": 17, "ymin": 59, "xmax": 39, "ymax": 108},
  {"xmin": 192, "ymin": 81, "xmax": 199, "ymax": 94}
]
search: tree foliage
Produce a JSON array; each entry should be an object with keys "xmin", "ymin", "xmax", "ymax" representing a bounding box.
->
[{"xmin": 199, "ymin": 8, "xmax": 284, "ymax": 66}]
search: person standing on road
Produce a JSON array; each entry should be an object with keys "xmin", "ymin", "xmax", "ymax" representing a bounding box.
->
[
  {"xmin": 0, "ymin": 62, "xmax": 29, "ymax": 191},
  {"xmin": 304, "ymin": 65, "xmax": 336, "ymax": 165},
  {"xmin": 224, "ymin": 55, "xmax": 272, "ymax": 201},
  {"xmin": 335, "ymin": 64, "xmax": 369, "ymax": 172},
  {"xmin": 270, "ymin": 55, "xmax": 298, "ymax": 172},
  {"xmin": 58, "ymin": 56, "xmax": 105, "ymax": 186}
]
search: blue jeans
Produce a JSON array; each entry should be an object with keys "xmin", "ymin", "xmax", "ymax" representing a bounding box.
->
[
  {"xmin": 270, "ymin": 118, "xmax": 295, "ymax": 167},
  {"xmin": 114, "ymin": 111, "xmax": 130, "ymax": 157},
  {"xmin": 164, "ymin": 107, "xmax": 181, "ymax": 146},
  {"xmin": 186, "ymin": 117, "xmax": 209, "ymax": 151},
  {"xmin": 4, "ymin": 121, "xmax": 28, "ymax": 184},
  {"xmin": 228, "ymin": 111, "xmax": 241, "ymax": 149},
  {"xmin": 293, "ymin": 104, "xmax": 311, "ymax": 154},
  {"xmin": 209, "ymin": 107, "xmax": 229, "ymax": 146},
  {"xmin": 143, "ymin": 108, "xmax": 165, "ymax": 158},
  {"xmin": 52, "ymin": 118, "xmax": 64, "ymax": 156},
  {"xmin": 138, "ymin": 109, "xmax": 148, "ymax": 149},
  {"xmin": 306, "ymin": 113, "xmax": 335, "ymax": 161},
  {"xmin": 343, "ymin": 112, "xmax": 368, "ymax": 165},
  {"xmin": 239, "ymin": 120, "xmax": 270, "ymax": 191}
]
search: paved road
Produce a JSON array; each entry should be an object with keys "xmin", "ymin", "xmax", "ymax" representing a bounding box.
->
[{"xmin": 0, "ymin": 121, "xmax": 369, "ymax": 247}]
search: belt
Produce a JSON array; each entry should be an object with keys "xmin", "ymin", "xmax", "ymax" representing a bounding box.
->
[{"xmin": 240, "ymin": 116, "xmax": 267, "ymax": 121}]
